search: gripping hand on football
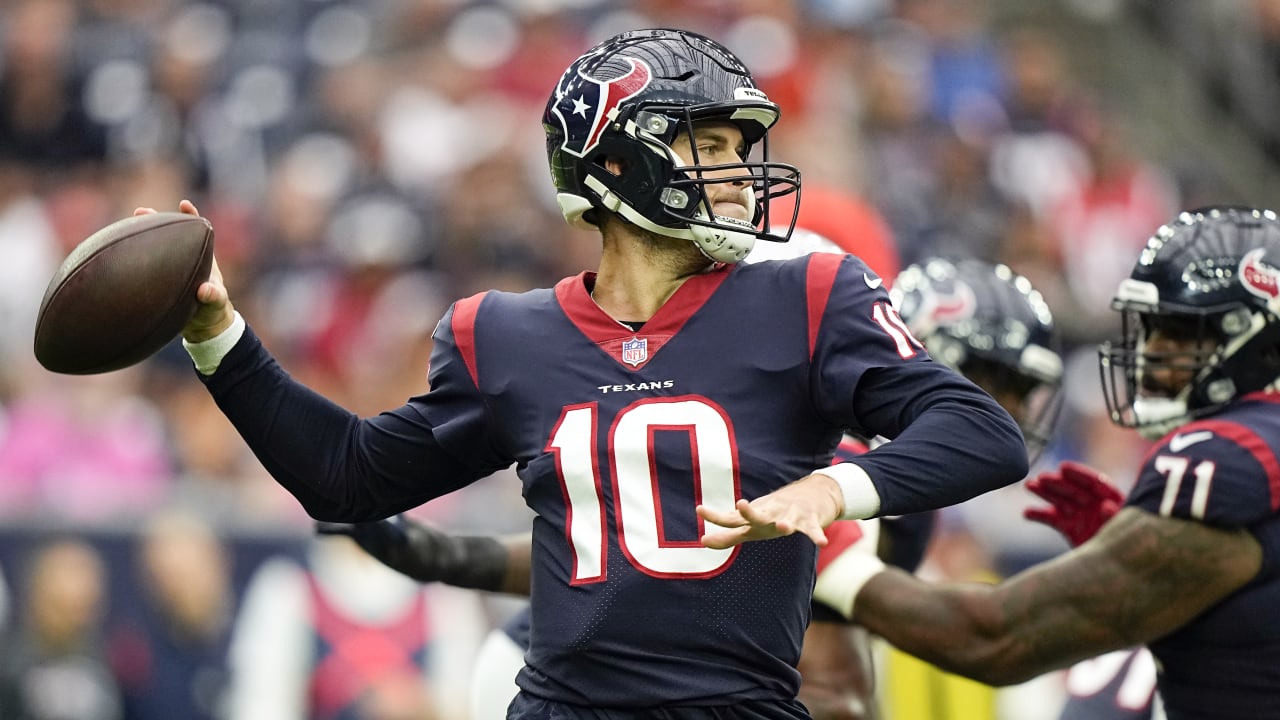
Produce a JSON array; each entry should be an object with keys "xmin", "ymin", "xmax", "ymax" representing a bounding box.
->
[
  {"xmin": 133, "ymin": 199, "xmax": 235, "ymax": 343},
  {"xmin": 316, "ymin": 515, "xmax": 531, "ymax": 595},
  {"xmin": 1023, "ymin": 460, "xmax": 1124, "ymax": 547},
  {"xmin": 697, "ymin": 473, "xmax": 843, "ymax": 549}
]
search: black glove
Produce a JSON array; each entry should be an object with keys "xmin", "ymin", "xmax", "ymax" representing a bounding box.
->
[
  {"xmin": 316, "ymin": 515, "xmax": 508, "ymax": 591},
  {"xmin": 316, "ymin": 516, "xmax": 411, "ymax": 562}
]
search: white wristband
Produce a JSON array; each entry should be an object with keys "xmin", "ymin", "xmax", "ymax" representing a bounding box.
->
[
  {"xmin": 813, "ymin": 543, "xmax": 886, "ymax": 620},
  {"xmin": 182, "ymin": 311, "xmax": 246, "ymax": 376},
  {"xmin": 811, "ymin": 462, "xmax": 881, "ymax": 519}
]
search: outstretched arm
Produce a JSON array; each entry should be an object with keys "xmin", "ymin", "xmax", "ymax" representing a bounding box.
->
[
  {"xmin": 318, "ymin": 516, "xmax": 533, "ymax": 596},
  {"xmin": 849, "ymin": 508, "xmax": 1261, "ymax": 685}
]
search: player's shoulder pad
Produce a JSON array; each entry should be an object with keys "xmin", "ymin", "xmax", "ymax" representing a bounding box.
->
[
  {"xmin": 435, "ymin": 287, "xmax": 557, "ymax": 388},
  {"xmin": 1131, "ymin": 417, "xmax": 1280, "ymax": 524}
]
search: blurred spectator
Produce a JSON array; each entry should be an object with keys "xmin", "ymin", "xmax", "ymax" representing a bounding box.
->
[
  {"xmin": 107, "ymin": 510, "xmax": 233, "ymax": 720},
  {"xmin": 0, "ymin": 160, "xmax": 59, "ymax": 399},
  {"xmin": 987, "ymin": 25, "xmax": 1090, "ymax": 220},
  {"xmin": 857, "ymin": 20, "xmax": 955, "ymax": 265},
  {"xmin": 0, "ymin": 368, "xmax": 172, "ymax": 521},
  {"xmin": 225, "ymin": 535, "xmax": 487, "ymax": 720},
  {"xmin": 0, "ymin": 0, "xmax": 108, "ymax": 174},
  {"xmin": 1045, "ymin": 102, "xmax": 1179, "ymax": 349},
  {"xmin": 896, "ymin": 0, "xmax": 1005, "ymax": 128},
  {"xmin": 0, "ymin": 538, "xmax": 122, "ymax": 720}
]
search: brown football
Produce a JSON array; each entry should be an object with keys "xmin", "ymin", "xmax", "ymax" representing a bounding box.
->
[{"xmin": 34, "ymin": 212, "xmax": 215, "ymax": 374}]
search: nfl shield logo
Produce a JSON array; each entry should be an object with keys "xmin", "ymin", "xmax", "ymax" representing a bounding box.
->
[{"xmin": 621, "ymin": 337, "xmax": 648, "ymax": 366}]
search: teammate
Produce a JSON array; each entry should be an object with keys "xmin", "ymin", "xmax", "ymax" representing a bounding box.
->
[
  {"xmin": 158, "ymin": 28, "xmax": 1028, "ymax": 716},
  {"xmin": 807, "ymin": 206, "xmax": 1280, "ymax": 720},
  {"xmin": 322, "ymin": 256, "xmax": 1065, "ymax": 720}
]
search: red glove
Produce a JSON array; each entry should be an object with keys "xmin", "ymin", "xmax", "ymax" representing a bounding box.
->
[{"xmin": 1023, "ymin": 461, "xmax": 1124, "ymax": 547}]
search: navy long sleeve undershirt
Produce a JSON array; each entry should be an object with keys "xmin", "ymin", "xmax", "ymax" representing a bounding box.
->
[{"xmin": 198, "ymin": 324, "xmax": 480, "ymax": 522}]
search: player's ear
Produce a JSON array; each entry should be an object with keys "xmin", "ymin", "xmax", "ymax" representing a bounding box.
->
[{"xmin": 601, "ymin": 155, "xmax": 628, "ymax": 175}]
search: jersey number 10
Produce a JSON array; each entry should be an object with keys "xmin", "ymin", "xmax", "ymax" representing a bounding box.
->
[{"xmin": 548, "ymin": 397, "xmax": 740, "ymax": 584}]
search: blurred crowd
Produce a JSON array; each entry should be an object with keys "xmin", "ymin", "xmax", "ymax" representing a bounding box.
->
[{"xmin": 0, "ymin": 0, "xmax": 1275, "ymax": 718}]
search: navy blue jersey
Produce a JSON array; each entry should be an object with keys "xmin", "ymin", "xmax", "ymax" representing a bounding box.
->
[
  {"xmin": 501, "ymin": 605, "xmax": 533, "ymax": 649},
  {"xmin": 1123, "ymin": 392, "xmax": 1280, "ymax": 719},
  {"xmin": 200, "ymin": 254, "xmax": 1025, "ymax": 710}
]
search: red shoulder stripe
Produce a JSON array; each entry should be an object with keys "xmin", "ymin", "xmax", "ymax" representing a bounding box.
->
[
  {"xmin": 451, "ymin": 292, "xmax": 487, "ymax": 388},
  {"xmin": 1198, "ymin": 419, "xmax": 1280, "ymax": 511},
  {"xmin": 1156, "ymin": 418, "xmax": 1280, "ymax": 511},
  {"xmin": 806, "ymin": 254, "xmax": 843, "ymax": 360}
]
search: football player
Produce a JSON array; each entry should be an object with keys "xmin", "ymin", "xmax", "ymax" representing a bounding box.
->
[
  {"xmin": 810, "ymin": 206, "xmax": 1280, "ymax": 720},
  {"xmin": 158, "ymin": 28, "xmax": 1027, "ymax": 717},
  {"xmin": 321, "ymin": 257, "xmax": 1065, "ymax": 720}
]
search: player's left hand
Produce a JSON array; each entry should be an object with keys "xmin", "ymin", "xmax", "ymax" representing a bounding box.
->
[
  {"xmin": 1023, "ymin": 460, "xmax": 1124, "ymax": 547},
  {"xmin": 697, "ymin": 473, "xmax": 843, "ymax": 549}
]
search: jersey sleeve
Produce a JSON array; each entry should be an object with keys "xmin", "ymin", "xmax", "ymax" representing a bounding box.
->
[
  {"xmin": 1127, "ymin": 420, "xmax": 1280, "ymax": 527},
  {"xmin": 806, "ymin": 253, "xmax": 929, "ymax": 428},
  {"xmin": 806, "ymin": 254, "xmax": 1029, "ymax": 516},
  {"xmin": 412, "ymin": 294, "xmax": 515, "ymax": 476},
  {"xmin": 200, "ymin": 322, "xmax": 492, "ymax": 522}
]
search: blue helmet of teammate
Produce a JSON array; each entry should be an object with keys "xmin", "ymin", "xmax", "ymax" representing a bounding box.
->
[
  {"xmin": 893, "ymin": 258, "xmax": 1063, "ymax": 462},
  {"xmin": 543, "ymin": 28, "xmax": 801, "ymax": 264},
  {"xmin": 1100, "ymin": 206, "xmax": 1280, "ymax": 439}
]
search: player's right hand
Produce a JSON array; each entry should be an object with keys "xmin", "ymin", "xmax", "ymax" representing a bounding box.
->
[
  {"xmin": 697, "ymin": 473, "xmax": 844, "ymax": 549},
  {"xmin": 1023, "ymin": 461, "xmax": 1124, "ymax": 547}
]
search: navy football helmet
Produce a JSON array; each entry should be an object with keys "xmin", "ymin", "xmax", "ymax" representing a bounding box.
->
[
  {"xmin": 543, "ymin": 28, "xmax": 800, "ymax": 263},
  {"xmin": 893, "ymin": 258, "xmax": 1063, "ymax": 461},
  {"xmin": 1100, "ymin": 206, "xmax": 1280, "ymax": 438}
]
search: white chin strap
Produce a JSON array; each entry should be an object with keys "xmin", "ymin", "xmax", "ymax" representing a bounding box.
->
[
  {"xmin": 578, "ymin": 175, "xmax": 759, "ymax": 264},
  {"xmin": 678, "ymin": 153, "xmax": 759, "ymax": 263},
  {"xmin": 684, "ymin": 211, "xmax": 757, "ymax": 264}
]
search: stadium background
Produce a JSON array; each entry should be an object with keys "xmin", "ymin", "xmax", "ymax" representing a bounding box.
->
[{"xmin": 0, "ymin": 0, "xmax": 1272, "ymax": 717}]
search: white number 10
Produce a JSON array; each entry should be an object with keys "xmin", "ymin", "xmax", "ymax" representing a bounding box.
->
[{"xmin": 547, "ymin": 398, "xmax": 740, "ymax": 584}]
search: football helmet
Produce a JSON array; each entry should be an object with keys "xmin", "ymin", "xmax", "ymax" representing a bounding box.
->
[
  {"xmin": 543, "ymin": 28, "xmax": 801, "ymax": 263},
  {"xmin": 893, "ymin": 258, "xmax": 1063, "ymax": 461},
  {"xmin": 1099, "ymin": 206, "xmax": 1280, "ymax": 439}
]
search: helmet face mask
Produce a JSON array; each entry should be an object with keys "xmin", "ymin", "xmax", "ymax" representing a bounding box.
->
[
  {"xmin": 544, "ymin": 29, "xmax": 801, "ymax": 263},
  {"xmin": 1099, "ymin": 206, "xmax": 1280, "ymax": 439},
  {"xmin": 892, "ymin": 258, "xmax": 1063, "ymax": 463}
]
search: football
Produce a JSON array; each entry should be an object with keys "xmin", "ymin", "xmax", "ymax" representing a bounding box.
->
[{"xmin": 34, "ymin": 212, "xmax": 215, "ymax": 375}]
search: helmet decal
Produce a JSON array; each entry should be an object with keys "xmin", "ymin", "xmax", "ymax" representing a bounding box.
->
[
  {"xmin": 1240, "ymin": 248, "xmax": 1280, "ymax": 300},
  {"xmin": 551, "ymin": 57, "xmax": 652, "ymax": 158},
  {"xmin": 932, "ymin": 282, "xmax": 977, "ymax": 324}
]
